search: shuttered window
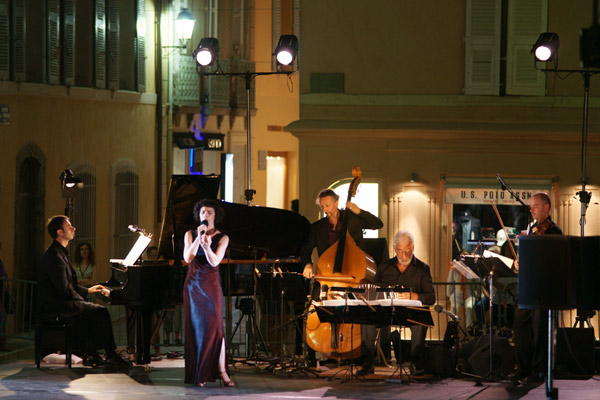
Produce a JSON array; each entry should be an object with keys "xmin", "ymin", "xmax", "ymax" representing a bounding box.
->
[
  {"xmin": 135, "ymin": 0, "xmax": 145, "ymax": 93},
  {"xmin": 95, "ymin": 0, "xmax": 106, "ymax": 89},
  {"xmin": 107, "ymin": 0, "xmax": 119, "ymax": 90},
  {"xmin": 112, "ymin": 159, "xmax": 139, "ymax": 259},
  {"xmin": 47, "ymin": 0, "xmax": 60, "ymax": 84},
  {"xmin": 63, "ymin": 0, "xmax": 75, "ymax": 86},
  {"xmin": 12, "ymin": 0, "xmax": 25, "ymax": 82},
  {"xmin": 464, "ymin": 0, "xmax": 501, "ymax": 95},
  {"xmin": 0, "ymin": 0, "xmax": 9, "ymax": 80},
  {"xmin": 465, "ymin": 0, "xmax": 548, "ymax": 96},
  {"xmin": 506, "ymin": 0, "xmax": 548, "ymax": 95}
]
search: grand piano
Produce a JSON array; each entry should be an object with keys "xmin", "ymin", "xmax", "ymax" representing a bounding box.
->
[{"xmin": 107, "ymin": 175, "xmax": 310, "ymax": 364}]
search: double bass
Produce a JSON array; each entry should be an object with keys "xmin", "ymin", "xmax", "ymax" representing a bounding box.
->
[{"xmin": 305, "ymin": 167, "xmax": 377, "ymax": 359}]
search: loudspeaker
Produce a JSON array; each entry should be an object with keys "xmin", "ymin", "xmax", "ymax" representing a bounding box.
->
[
  {"xmin": 460, "ymin": 334, "xmax": 515, "ymax": 377},
  {"xmin": 518, "ymin": 235, "xmax": 576, "ymax": 309},
  {"xmin": 556, "ymin": 327, "xmax": 595, "ymax": 376},
  {"xmin": 426, "ymin": 343, "xmax": 456, "ymax": 377}
]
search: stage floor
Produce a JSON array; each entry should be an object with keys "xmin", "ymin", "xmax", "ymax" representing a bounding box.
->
[{"xmin": 1, "ymin": 355, "xmax": 599, "ymax": 400}]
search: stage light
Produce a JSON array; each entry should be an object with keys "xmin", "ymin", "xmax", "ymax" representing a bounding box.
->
[
  {"xmin": 532, "ymin": 32, "xmax": 560, "ymax": 62},
  {"xmin": 60, "ymin": 169, "xmax": 82, "ymax": 189},
  {"xmin": 273, "ymin": 35, "xmax": 298, "ymax": 66},
  {"xmin": 194, "ymin": 37, "xmax": 219, "ymax": 66},
  {"xmin": 175, "ymin": 8, "xmax": 195, "ymax": 43}
]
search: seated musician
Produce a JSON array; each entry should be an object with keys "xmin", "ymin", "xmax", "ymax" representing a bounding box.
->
[
  {"xmin": 358, "ymin": 229, "xmax": 435, "ymax": 376},
  {"xmin": 37, "ymin": 215, "xmax": 129, "ymax": 368}
]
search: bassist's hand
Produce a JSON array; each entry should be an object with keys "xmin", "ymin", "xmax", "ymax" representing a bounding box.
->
[{"xmin": 346, "ymin": 201, "xmax": 361, "ymax": 214}]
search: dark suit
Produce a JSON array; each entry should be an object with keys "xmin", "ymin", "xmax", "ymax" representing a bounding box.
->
[
  {"xmin": 300, "ymin": 208, "xmax": 383, "ymax": 266},
  {"xmin": 37, "ymin": 240, "xmax": 117, "ymax": 356}
]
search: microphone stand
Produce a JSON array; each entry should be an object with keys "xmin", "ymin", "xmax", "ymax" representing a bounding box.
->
[{"xmin": 496, "ymin": 174, "xmax": 530, "ymax": 212}]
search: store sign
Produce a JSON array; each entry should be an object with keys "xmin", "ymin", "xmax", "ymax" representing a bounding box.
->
[{"xmin": 445, "ymin": 188, "xmax": 548, "ymax": 205}]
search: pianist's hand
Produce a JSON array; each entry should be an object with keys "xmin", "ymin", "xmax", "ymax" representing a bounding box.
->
[{"xmin": 87, "ymin": 284, "xmax": 106, "ymax": 294}]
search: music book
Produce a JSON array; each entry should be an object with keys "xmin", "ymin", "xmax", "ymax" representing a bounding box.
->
[
  {"xmin": 451, "ymin": 259, "xmax": 479, "ymax": 280},
  {"xmin": 109, "ymin": 233, "xmax": 152, "ymax": 268}
]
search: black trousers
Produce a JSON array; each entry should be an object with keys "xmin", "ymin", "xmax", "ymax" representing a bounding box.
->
[
  {"xmin": 51, "ymin": 302, "xmax": 117, "ymax": 356},
  {"xmin": 513, "ymin": 307, "xmax": 547, "ymax": 375},
  {"xmin": 361, "ymin": 324, "xmax": 427, "ymax": 369}
]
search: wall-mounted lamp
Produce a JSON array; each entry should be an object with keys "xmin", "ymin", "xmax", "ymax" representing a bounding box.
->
[
  {"xmin": 409, "ymin": 173, "xmax": 419, "ymax": 183},
  {"xmin": 163, "ymin": 8, "xmax": 196, "ymax": 54},
  {"xmin": 176, "ymin": 8, "xmax": 195, "ymax": 43}
]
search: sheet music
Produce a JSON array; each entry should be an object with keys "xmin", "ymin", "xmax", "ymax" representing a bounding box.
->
[
  {"xmin": 451, "ymin": 259, "xmax": 479, "ymax": 280},
  {"xmin": 483, "ymin": 249, "xmax": 514, "ymax": 269},
  {"xmin": 110, "ymin": 234, "xmax": 152, "ymax": 268},
  {"xmin": 321, "ymin": 299, "xmax": 423, "ymax": 307}
]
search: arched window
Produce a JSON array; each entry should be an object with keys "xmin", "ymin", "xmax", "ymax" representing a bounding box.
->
[
  {"xmin": 14, "ymin": 143, "xmax": 46, "ymax": 281},
  {"xmin": 111, "ymin": 159, "xmax": 139, "ymax": 258},
  {"xmin": 69, "ymin": 161, "xmax": 97, "ymax": 257},
  {"xmin": 328, "ymin": 180, "xmax": 380, "ymax": 239}
]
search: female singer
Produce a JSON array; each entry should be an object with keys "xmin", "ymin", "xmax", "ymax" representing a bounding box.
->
[{"xmin": 182, "ymin": 199, "xmax": 233, "ymax": 387}]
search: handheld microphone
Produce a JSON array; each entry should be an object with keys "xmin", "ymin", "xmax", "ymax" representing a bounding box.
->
[
  {"xmin": 496, "ymin": 174, "xmax": 507, "ymax": 191},
  {"xmin": 199, "ymin": 220, "xmax": 209, "ymax": 235},
  {"xmin": 434, "ymin": 304, "xmax": 461, "ymax": 321}
]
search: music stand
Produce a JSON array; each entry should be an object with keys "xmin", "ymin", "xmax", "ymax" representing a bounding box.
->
[
  {"xmin": 459, "ymin": 255, "xmax": 516, "ymax": 383},
  {"xmin": 316, "ymin": 287, "xmax": 365, "ymax": 381},
  {"xmin": 315, "ymin": 295, "xmax": 433, "ymax": 382},
  {"xmin": 258, "ymin": 271, "xmax": 309, "ymax": 372}
]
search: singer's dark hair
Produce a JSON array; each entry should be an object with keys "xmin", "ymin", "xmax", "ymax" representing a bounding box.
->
[{"xmin": 193, "ymin": 199, "xmax": 225, "ymax": 225}]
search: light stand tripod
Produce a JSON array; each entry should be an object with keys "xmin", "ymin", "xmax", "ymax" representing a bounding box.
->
[{"xmin": 227, "ymin": 296, "xmax": 269, "ymax": 362}]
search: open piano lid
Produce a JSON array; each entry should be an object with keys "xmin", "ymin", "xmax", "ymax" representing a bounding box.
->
[{"xmin": 157, "ymin": 175, "xmax": 311, "ymax": 262}]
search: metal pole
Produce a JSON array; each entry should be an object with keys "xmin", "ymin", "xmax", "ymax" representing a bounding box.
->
[
  {"xmin": 579, "ymin": 72, "xmax": 590, "ymax": 237},
  {"xmin": 244, "ymin": 75, "xmax": 255, "ymax": 205}
]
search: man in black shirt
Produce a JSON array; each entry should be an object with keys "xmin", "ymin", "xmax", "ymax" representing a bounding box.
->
[
  {"xmin": 512, "ymin": 192, "xmax": 562, "ymax": 383},
  {"xmin": 301, "ymin": 189, "xmax": 383, "ymax": 278},
  {"xmin": 359, "ymin": 230, "xmax": 435, "ymax": 376},
  {"xmin": 37, "ymin": 215, "xmax": 129, "ymax": 368}
]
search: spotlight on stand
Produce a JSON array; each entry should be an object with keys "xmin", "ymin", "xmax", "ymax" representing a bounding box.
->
[
  {"xmin": 60, "ymin": 169, "xmax": 83, "ymax": 217},
  {"xmin": 580, "ymin": 26, "xmax": 600, "ymax": 68},
  {"xmin": 60, "ymin": 169, "xmax": 83, "ymax": 198},
  {"xmin": 532, "ymin": 32, "xmax": 560, "ymax": 62},
  {"xmin": 193, "ymin": 37, "xmax": 219, "ymax": 66},
  {"xmin": 273, "ymin": 35, "xmax": 298, "ymax": 66}
]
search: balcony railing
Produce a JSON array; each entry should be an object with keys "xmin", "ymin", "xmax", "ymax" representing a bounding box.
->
[{"xmin": 173, "ymin": 55, "xmax": 255, "ymax": 110}]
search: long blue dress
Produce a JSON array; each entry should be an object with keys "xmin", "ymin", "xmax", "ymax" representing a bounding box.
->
[{"xmin": 184, "ymin": 232, "xmax": 226, "ymax": 385}]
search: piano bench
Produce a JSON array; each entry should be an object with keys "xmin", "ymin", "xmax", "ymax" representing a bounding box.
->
[{"xmin": 34, "ymin": 318, "xmax": 74, "ymax": 368}]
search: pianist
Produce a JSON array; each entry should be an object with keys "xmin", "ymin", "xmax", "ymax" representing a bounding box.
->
[
  {"xmin": 358, "ymin": 229, "xmax": 435, "ymax": 376},
  {"xmin": 37, "ymin": 215, "xmax": 129, "ymax": 368}
]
